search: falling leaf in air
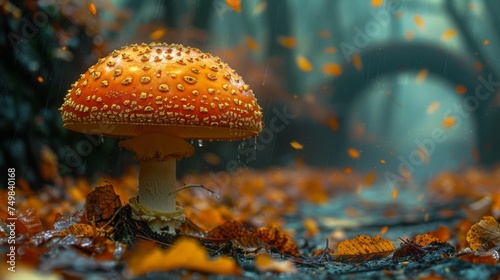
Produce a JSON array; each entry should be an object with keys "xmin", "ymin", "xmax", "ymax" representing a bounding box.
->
[
  {"xmin": 150, "ymin": 27, "xmax": 166, "ymax": 40},
  {"xmin": 255, "ymin": 254, "xmax": 297, "ymax": 274},
  {"xmin": 334, "ymin": 235, "xmax": 396, "ymax": 262},
  {"xmin": 380, "ymin": 226, "xmax": 389, "ymax": 234},
  {"xmin": 392, "ymin": 188, "xmax": 398, "ymax": 199},
  {"xmin": 322, "ymin": 63, "xmax": 343, "ymax": 76},
  {"xmin": 442, "ymin": 116, "xmax": 456, "ymax": 128},
  {"xmin": 296, "ymin": 55, "xmax": 313, "ymax": 72},
  {"xmin": 245, "ymin": 36, "xmax": 259, "ymax": 52},
  {"xmin": 84, "ymin": 184, "xmax": 122, "ymax": 227},
  {"xmin": 466, "ymin": 216, "xmax": 500, "ymax": 250},
  {"xmin": 416, "ymin": 68, "xmax": 428, "ymax": 84},
  {"xmin": 456, "ymin": 84, "xmax": 467, "ymax": 94},
  {"xmin": 303, "ymin": 218, "xmax": 319, "ymax": 238},
  {"xmin": 364, "ymin": 171, "xmax": 376, "ymax": 186},
  {"xmin": 426, "ymin": 101, "xmax": 440, "ymax": 114},
  {"xmin": 253, "ymin": 1, "xmax": 267, "ymax": 15},
  {"xmin": 89, "ymin": 3, "xmax": 97, "ymax": 15},
  {"xmin": 352, "ymin": 53, "xmax": 363, "ymax": 70},
  {"xmin": 290, "ymin": 140, "xmax": 304, "ymax": 150},
  {"xmin": 126, "ymin": 238, "xmax": 241, "ymax": 276},
  {"xmin": 441, "ymin": 29, "xmax": 457, "ymax": 41},
  {"xmin": 347, "ymin": 148, "xmax": 360, "ymax": 159},
  {"xmin": 324, "ymin": 46, "xmax": 337, "ymax": 53},
  {"xmin": 327, "ymin": 115, "xmax": 340, "ymax": 132},
  {"xmin": 226, "ymin": 0, "xmax": 241, "ymax": 13},
  {"xmin": 372, "ymin": 0, "xmax": 383, "ymax": 7},
  {"xmin": 484, "ymin": 39, "xmax": 490, "ymax": 45},
  {"xmin": 277, "ymin": 36, "xmax": 297, "ymax": 48},
  {"xmin": 344, "ymin": 167, "xmax": 354, "ymax": 174},
  {"xmin": 414, "ymin": 15, "xmax": 425, "ymax": 30}
]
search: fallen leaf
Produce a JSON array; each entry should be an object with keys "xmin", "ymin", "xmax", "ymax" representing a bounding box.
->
[
  {"xmin": 467, "ymin": 216, "xmax": 500, "ymax": 250},
  {"xmin": 335, "ymin": 235, "xmax": 395, "ymax": 262},
  {"xmin": 127, "ymin": 238, "xmax": 241, "ymax": 276},
  {"xmin": 255, "ymin": 254, "xmax": 297, "ymax": 274},
  {"xmin": 84, "ymin": 185, "xmax": 121, "ymax": 227},
  {"xmin": 414, "ymin": 234, "xmax": 440, "ymax": 246},
  {"xmin": 13, "ymin": 208, "xmax": 43, "ymax": 237},
  {"xmin": 254, "ymin": 226, "xmax": 301, "ymax": 256},
  {"xmin": 208, "ymin": 220, "xmax": 246, "ymax": 240}
]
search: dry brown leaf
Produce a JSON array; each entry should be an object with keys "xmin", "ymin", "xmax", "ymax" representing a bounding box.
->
[
  {"xmin": 254, "ymin": 226, "xmax": 301, "ymax": 257},
  {"xmin": 14, "ymin": 208, "xmax": 43, "ymax": 237},
  {"xmin": 467, "ymin": 216, "xmax": 500, "ymax": 250},
  {"xmin": 84, "ymin": 185, "xmax": 121, "ymax": 226},
  {"xmin": 127, "ymin": 238, "xmax": 241, "ymax": 276},
  {"xmin": 208, "ymin": 220, "xmax": 246, "ymax": 240},
  {"xmin": 255, "ymin": 254, "xmax": 297, "ymax": 274},
  {"xmin": 60, "ymin": 224, "xmax": 97, "ymax": 237},
  {"xmin": 335, "ymin": 235, "xmax": 395, "ymax": 262}
]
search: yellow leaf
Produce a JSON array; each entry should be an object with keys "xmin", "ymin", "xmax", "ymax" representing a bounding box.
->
[
  {"xmin": 466, "ymin": 216, "xmax": 500, "ymax": 250},
  {"xmin": 127, "ymin": 238, "xmax": 241, "ymax": 276},
  {"xmin": 255, "ymin": 254, "xmax": 297, "ymax": 274}
]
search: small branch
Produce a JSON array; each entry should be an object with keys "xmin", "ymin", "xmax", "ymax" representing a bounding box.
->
[{"xmin": 171, "ymin": 183, "xmax": 220, "ymax": 199}]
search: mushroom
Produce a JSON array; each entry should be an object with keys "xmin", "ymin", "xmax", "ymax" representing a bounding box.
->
[{"xmin": 59, "ymin": 42, "xmax": 263, "ymax": 235}]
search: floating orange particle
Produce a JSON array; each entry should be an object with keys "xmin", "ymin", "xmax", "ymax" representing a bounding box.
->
[
  {"xmin": 426, "ymin": 101, "xmax": 440, "ymax": 114},
  {"xmin": 380, "ymin": 226, "xmax": 389, "ymax": 234},
  {"xmin": 442, "ymin": 116, "xmax": 456, "ymax": 128},
  {"xmin": 441, "ymin": 29, "xmax": 457, "ymax": 41},
  {"xmin": 347, "ymin": 147, "xmax": 360, "ymax": 159},
  {"xmin": 416, "ymin": 68, "xmax": 428, "ymax": 84},
  {"xmin": 405, "ymin": 30, "xmax": 415, "ymax": 40},
  {"xmin": 245, "ymin": 36, "xmax": 259, "ymax": 52},
  {"xmin": 324, "ymin": 46, "xmax": 337, "ymax": 53},
  {"xmin": 352, "ymin": 53, "xmax": 363, "ymax": 70},
  {"xmin": 277, "ymin": 36, "xmax": 297, "ymax": 48},
  {"xmin": 372, "ymin": 0, "xmax": 383, "ymax": 7},
  {"xmin": 296, "ymin": 55, "xmax": 313, "ymax": 72},
  {"xmin": 290, "ymin": 140, "xmax": 304, "ymax": 150},
  {"xmin": 253, "ymin": 1, "xmax": 267, "ymax": 15},
  {"xmin": 380, "ymin": 159, "xmax": 386, "ymax": 164},
  {"xmin": 392, "ymin": 188, "xmax": 398, "ymax": 199},
  {"xmin": 418, "ymin": 146, "xmax": 430, "ymax": 164},
  {"xmin": 89, "ymin": 3, "xmax": 97, "ymax": 15},
  {"xmin": 364, "ymin": 171, "xmax": 376, "ymax": 186},
  {"xmin": 327, "ymin": 115, "xmax": 340, "ymax": 132},
  {"xmin": 303, "ymin": 218, "xmax": 319, "ymax": 238},
  {"xmin": 225, "ymin": 0, "xmax": 241, "ymax": 13},
  {"xmin": 484, "ymin": 39, "xmax": 490, "ymax": 45},
  {"xmin": 319, "ymin": 30, "xmax": 331, "ymax": 38},
  {"xmin": 414, "ymin": 15, "xmax": 425, "ymax": 30},
  {"xmin": 149, "ymin": 27, "xmax": 166, "ymax": 40},
  {"xmin": 322, "ymin": 63, "xmax": 343, "ymax": 76},
  {"xmin": 456, "ymin": 84, "xmax": 467, "ymax": 94},
  {"xmin": 344, "ymin": 167, "xmax": 354, "ymax": 174},
  {"xmin": 37, "ymin": 76, "xmax": 44, "ymax": 83}
]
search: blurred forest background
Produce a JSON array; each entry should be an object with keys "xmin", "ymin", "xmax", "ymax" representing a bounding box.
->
[{"xmin": 2, "ymin": 0, "xmax": 500, "ymax": 192}]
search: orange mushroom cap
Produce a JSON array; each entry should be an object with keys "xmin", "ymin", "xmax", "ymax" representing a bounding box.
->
[{"xmin": 60, "ymin": 42, "xmax": 263, "ymax": 140}]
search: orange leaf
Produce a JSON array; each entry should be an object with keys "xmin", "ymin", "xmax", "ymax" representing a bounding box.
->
[
  {"xmin": 296, "ymin": 55, "xmax": 313, "ymax": 72},
  {"xmin": 208, "ymin": 220, "xmax": 246, "ymax": 240},
  {"xmin": 254, "ymin": 226, "xmax": 301, "ymax": 256},
  {"xmin": 414, "ymin": 233, "xmax": 440, "ymax": 246},
  {"xmin": 225, "ymin": 0, "xmax": 241, "ymax": 13},
  {"xmin": 84, "ymin": 185, "xmax": 121, "ymax": 227},
  {"xmin": 89, "ymin": 3, "xmax": 97, "ymax": 15},
  {"xmin": 335, "ymin": 235, "xmax": 395, "ymax": 262},
  {"xmin": 442, "ymin": 116, "xmax": 456, "ymax": 128},
  {"xmin": 466, "ymin": 216, "xmax": 500, "ymax": 250},
  {"xmin": 11, "ymin": 208, "xmax": 43, "ymax": 237},
  {"xmin": 255, "ymin": 254, "xmax": 297, "ymax": 274},
  {"xmin": 127, "ymin": 238, "xmax": 241, "ymax": 276}
]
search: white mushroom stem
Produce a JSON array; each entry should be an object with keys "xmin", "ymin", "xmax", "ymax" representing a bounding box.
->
[
  {"xmin": 119, "ymin": 133, "xmax": 194, "ymax": 235},
  {"xmin": 138, "ymin": 158, "xmax": 177, "ymax": 213}
]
